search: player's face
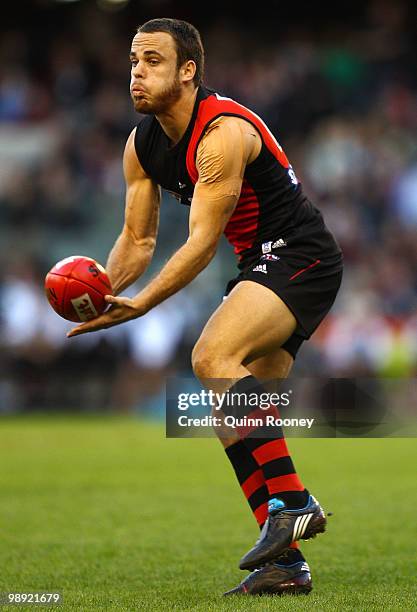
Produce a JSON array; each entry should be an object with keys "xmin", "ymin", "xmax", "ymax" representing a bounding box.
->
[{"xmin": 129, "ymin": 32, "xmax": 182, "ymax": 115}]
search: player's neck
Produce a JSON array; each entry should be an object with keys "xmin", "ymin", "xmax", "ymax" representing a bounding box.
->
[{"xmin": 156, "ymin": 86, "xmax": 198, "ymax": 146}]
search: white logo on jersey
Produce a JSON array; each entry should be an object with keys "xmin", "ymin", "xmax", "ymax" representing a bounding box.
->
[
  {"xmin": 272, "ymin": 238, "xmax": 287, "ymax": 248},
  {"xmin": 262, "ymin": 241, "xmax": 272, "ymax": 254},
  {"xmin": 261, "ymin": 254, "xmax": 280, "ymax": 261},
  {"xmin": 253, "ymin": 264, "xmax": 267, "ymax": 274}
]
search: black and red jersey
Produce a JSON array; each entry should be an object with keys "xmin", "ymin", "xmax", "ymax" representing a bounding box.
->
[{"xmin": 134, "ymin": 86, "xmax": 342, "ymax": 269}]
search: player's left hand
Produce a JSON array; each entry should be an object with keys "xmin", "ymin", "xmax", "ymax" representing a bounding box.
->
[{"xmin": 67, "ymin": 295, "xmax": 144, "ymax": 337}]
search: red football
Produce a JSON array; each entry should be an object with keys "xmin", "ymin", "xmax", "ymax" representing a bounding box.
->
[{"xmin": 45, "ymin": 256, "xmax": 113, "ymax": 322}]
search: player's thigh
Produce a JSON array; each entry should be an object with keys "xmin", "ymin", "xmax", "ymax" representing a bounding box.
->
[{"xmin": 193, "ymin": 280, "xmax": 297, "ymax": 366}]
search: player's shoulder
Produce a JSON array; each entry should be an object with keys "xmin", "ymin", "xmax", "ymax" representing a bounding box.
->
[
  {"xmin": 198, "ymin": 115, "xmax": 260, "ymax": 168},
  {"xmin": 203, "ymin": 114, "xmax": 256, "ymax": 142}
]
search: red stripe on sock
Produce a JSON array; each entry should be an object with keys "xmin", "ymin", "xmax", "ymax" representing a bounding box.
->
[
  {"xmin": 241, "ymin": 469, "xmax": 265, "ymax": 499},
  {"xmin": 252, "ymin": 438, "xmax": 290, "ymax": 465},
  {"xmin": 266, "ymin": 473, "xmax": 305, "ymax": 493},
  {"xmin": 254, "ymin": 501, "xmax": 268, "ymax": 526},
  {"xmin": 289, "ymin": 542, "xmax": 299, "ymax": 549}
]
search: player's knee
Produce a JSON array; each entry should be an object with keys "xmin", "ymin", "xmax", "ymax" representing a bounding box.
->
[
  {"xmin": 192, "ymin": 344, "xmax": 215, "ymax": 379},
  {"xmin": 192, "ymin": 340, "xmax": 227, "ymax": 379}
]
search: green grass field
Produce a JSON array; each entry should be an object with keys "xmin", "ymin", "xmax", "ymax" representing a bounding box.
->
[{"xmin": 0, "ymin": 416, "xmax": 416, "ymax": 611}]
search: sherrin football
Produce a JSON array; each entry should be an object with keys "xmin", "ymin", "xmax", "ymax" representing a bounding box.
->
[{"xmin": 45, "ymin": 256, "xmax": 113, "ymax": 322}]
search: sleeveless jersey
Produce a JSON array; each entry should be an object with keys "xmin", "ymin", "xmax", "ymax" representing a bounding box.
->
[{"xmin": 134, "ymin": 86, "xmax": 342, "ymax": 270}]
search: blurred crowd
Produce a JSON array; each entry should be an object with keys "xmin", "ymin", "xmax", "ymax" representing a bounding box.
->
[{"xmin": 0, "ymin": 0, "xmax": 416, "ymax": 412}]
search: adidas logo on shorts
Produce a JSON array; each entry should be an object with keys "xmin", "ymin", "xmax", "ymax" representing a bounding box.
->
[
  {"xmin": 252, "ymin": 264, "xmax": 267, "ymax": 274},
  {"xmin": 262, "ymin": 238, "xmax": 287, "ymax": 254}
]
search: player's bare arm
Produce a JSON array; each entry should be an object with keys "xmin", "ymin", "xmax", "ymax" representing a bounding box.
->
[
  {"xmin": 106, "ymin": 127, "xmax": 160, "ymax": 295},
  {"xmin": 127, "ymin": 117, "xmax": 260, "ymax": 311},
  {"xmin": 67, "ymin": 117, "xmax": 259, "ymax": 337}
]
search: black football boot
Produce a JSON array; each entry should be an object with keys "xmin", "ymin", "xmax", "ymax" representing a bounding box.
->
[
  {"xmin": 224, "ymin": 549, "xmax": 312, "ymax": 596},
  {"xmin": 239, "ymin": 495, "xmax": 326, "ymax": 571}
]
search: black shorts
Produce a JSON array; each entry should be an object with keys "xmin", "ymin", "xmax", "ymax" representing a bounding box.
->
[{"xmin": 224, "ymin": 252, "xmax": 343, "ymax": 359}]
